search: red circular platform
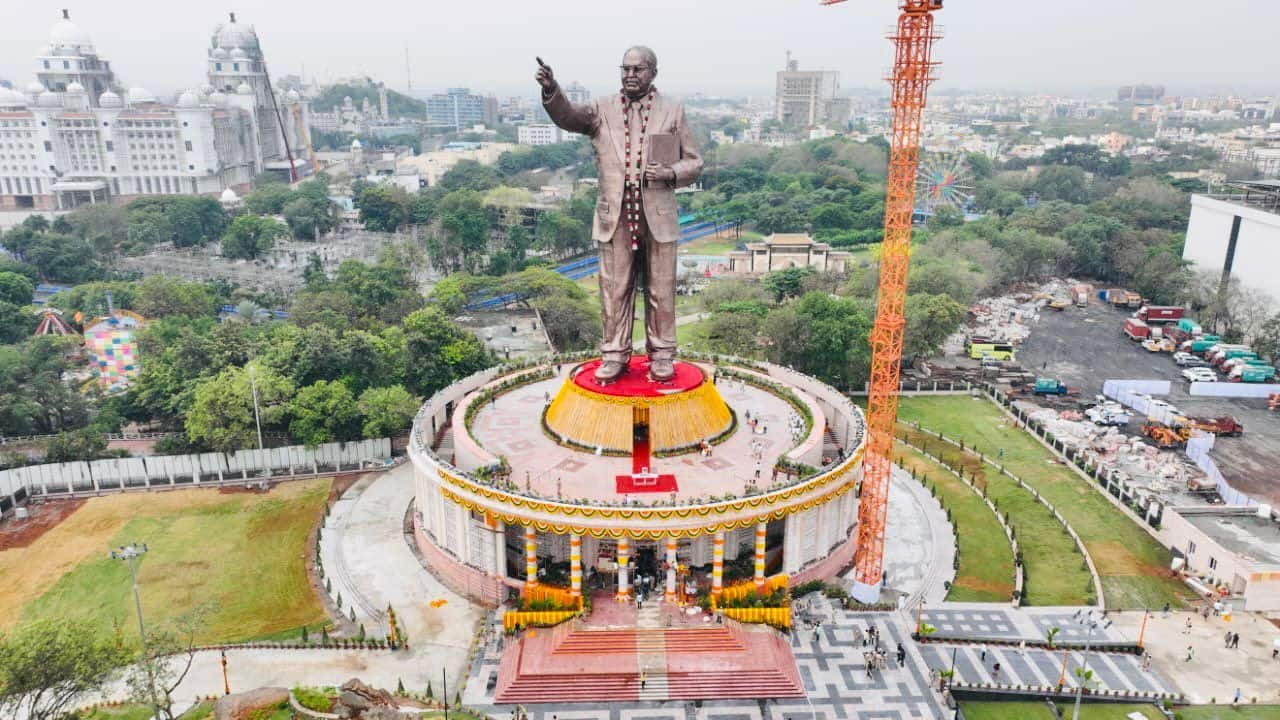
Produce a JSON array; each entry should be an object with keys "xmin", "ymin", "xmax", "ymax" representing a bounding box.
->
[{"xmin": 572, "ymin": 356, "xmax": 704, "ymax": 397}]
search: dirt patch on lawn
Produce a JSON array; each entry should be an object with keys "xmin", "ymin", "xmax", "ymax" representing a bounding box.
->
[
  {"xmin": 1088, "ymin": 541, "xmax": 1174, "ymax": 579},
  {"xmin": 951, "ymin": 576, "xmax": 1014, "ymax": 596},
  {"xmin": 0, "ymin": 499, "xmax": 86, "ymax": 551}
]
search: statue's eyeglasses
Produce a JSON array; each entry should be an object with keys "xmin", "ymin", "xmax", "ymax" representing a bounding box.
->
[{"xmin": 620, "ymin": 64, "xmax": 652, "ymax": 75}]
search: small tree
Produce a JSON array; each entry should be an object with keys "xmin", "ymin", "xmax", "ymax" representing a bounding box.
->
[
  {"xmin": 125, "ymin": 602, "xmax": 216, "ymax": 720},
  {"xmin": 301, "ymin": 625, "xmax": 309, "ymax": 644},
  {"xmin": 0, "ymin": 619, "xmax": 129, "ymax": 720},
  {"xmin": 1045, "ymin": 626, "xmax": 1060, "ymax": 648}
]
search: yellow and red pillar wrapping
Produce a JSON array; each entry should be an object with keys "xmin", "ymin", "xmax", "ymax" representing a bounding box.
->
[
  {"xmin": 664, "ymin": 537, "xmax": 677, "ymax": 601},
  {"xmin": 616, "ymin": 535, "xmax": 631, "ymax": 600},
  {"xmin": 754, "ymin": 522, "xmax": 767, "ymax": 590},
  {"xmin": 569, "ymin": 533, "xmax": 582, "ymax": 598},
  {"xmin": 524, "ymin": 525, "xmax": 538, "ymax": 588},
  {"xmin": 711, "ymin": 530, "xmax": 725, "ymax": 595}
]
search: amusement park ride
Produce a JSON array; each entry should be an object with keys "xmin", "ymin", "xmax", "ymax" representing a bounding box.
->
[{"xmin": 821, "ymin": 0, "xmax": 945, "ymax": 602}]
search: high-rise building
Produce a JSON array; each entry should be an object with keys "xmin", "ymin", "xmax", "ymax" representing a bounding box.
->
[
  {"xmin": 426, "ymin": 88, "xmax": 498, "ymax": 129},
  {"xmin": 0, "ymin": 11, "xmax": 311, "ymax": 211},
  {"xmin": 774, "ymin": 52, "xmax": 849, "ymax": 129}
]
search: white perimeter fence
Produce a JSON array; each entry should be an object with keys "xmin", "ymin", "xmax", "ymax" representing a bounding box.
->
[{"xmin": 0, "ymin": 438, "xmax": 392, "ymax": 512}]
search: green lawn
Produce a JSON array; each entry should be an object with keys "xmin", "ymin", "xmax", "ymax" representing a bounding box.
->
[
  {"xmin": 79, "ymin": 706, "xmax": 157, "ymax": 720},
  {"xmin": 681, "ymin": 235, "xmax": 739, "ymax": 255},
  {"xmin": 898, "ymin": 424, "xmax": 1092, "ymax": 606},
  {"xmin": 961, "ymin": 702, "xmax": 1163, "ymax": 720},
  {"xmin": 894, "ymin": 442, "xmax": 1015, "ymax": 602},
  {"xmin": 898, "ymin": 397, "xmax": 1189, "ymax": 609},
  {"xmin": 1175, "ymin": 707, "xmax": 1280, "ymax": 719},
  {"xmin": 5, "ymin": 480, "xmax": 332, "ymax": 645}
]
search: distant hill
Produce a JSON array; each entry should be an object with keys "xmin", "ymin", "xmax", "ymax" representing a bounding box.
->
[{"xmin": 311, "ymin": 80, "xmax": 426, "ymax": 118}]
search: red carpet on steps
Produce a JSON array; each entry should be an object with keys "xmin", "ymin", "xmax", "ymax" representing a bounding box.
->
[
  {"xmin": 615, "ymin": 433, "xmax": 678, "ymax": 493},
  {"xmin": 493, "ymin": 624, "xmax": 804, "ymax": 703}
]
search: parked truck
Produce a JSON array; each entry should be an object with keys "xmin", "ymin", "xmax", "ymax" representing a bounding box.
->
[
  {"xmin": 1229, "ymin": 364, "xmax": 1278, "ymax": 383},
  {"xmin": 1124, "ymin": 291, "xmax": 1144, "ymax": 308},
  {"xmin": 1032, "ymin": 377, "xmax": 1071, "ymax": 395},
  {"xmin": 1135, "ymin": 306, "xmax": 1186, "ymax": 323},
  {"xmin": 1123, "ymin": 318, "xmax": 1151, "ymax": 340},
  {"xmin": 1184, "ymin": 416, "xmax": 1244, "ymax": 437},
  {"xmin": 1211, "ymin": 347, "xmax": 1256, "ymax": 368},
  {"xmin": 1176, "ymin": 318, "xmax": 1202, "ymax": 335},
  {"xmin": 1073, "ymin": 284, "xmax": 1090, "ymax": 307},
  {"xmin": 1101, "ymin": 288, "xmax": 1127, "ymax": 306},
  {"xmin": 1220, "ymin": 355, "xmax": 1267, "ymax": 373},
  {"xmin": 1183, "ymin": 336, "xmax": 1222, "ymax": 354}
]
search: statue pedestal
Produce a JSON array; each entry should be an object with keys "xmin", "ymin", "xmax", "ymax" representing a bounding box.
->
[{"xmin": 544, "ymin": 356, "xmax": 733, "ymax": 457}]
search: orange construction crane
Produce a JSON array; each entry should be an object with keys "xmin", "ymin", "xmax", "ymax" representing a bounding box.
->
[
  {"xmin": 823, "ymin": 0, "xmax": 944, "ymax": 602},
  {"xmin": 292, "ymin": 103, "xmax": 321, "ymax": 176}
]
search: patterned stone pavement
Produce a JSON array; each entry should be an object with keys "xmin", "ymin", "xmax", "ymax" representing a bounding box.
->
[
  {"xmin": 916, "ymin": 642, "xmax": 1173, "ymax": 696},
  {"xmin": 919, "ymin": 606, "xmax": 1127, "ymax": 644},
  {"xmin": 465, "ymin": 605, "xmax": 951, "ymax": 720}
]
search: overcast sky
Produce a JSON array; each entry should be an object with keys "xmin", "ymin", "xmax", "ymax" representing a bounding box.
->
[{"xmin": 3, "ymin": 1, "xmax": 1277, "ymax": 100}]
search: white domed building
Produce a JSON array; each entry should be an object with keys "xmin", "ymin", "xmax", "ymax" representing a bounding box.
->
[
  {"xmin": 0, "ymin": 10, "xmax": 314, "ymax": 213},
  {"xmin": 34, "ymin": 10, "xmax": 118, "ymax": 104}
]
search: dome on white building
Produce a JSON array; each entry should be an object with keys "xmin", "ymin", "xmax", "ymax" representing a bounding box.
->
[
  {"xmin": 351, "ymin": 138, "xmax": 362, "ymax": 149},
  {"xmin": 98, "ymin": 90, "xmax": 123, "ymax": 108},
  {"xmin": 0, "ymin": 88, "xmax": 27, "ymax": 108},
  {"xmin": 37, "ymin": 91, "xmax": 62, "ymax": 107},
  {"xmin": 214, "ymin": 16, "xmax": 257, "ymax": 49},
  {"xmin": 49, "ymin": 11, "xmax": 93, "ymax": 50},
  {"xmin": 65, "ymin": 81, "xmax": 85, "ymax": 94},
  {"xmin": 285, "ymin": 89, "xmax": 301, "ymax": 104},
  {"xmin": 235, "ymin": 83, "xmax": 254, "ymax": 96},
  {"xmin": 126, "ymin": 87, "xmax": 157, "ymax": 105},
  {"xmin": 220, "ymin": 188, "xmax": 240, "ymax": 203},
  {"xmin": 229, "ymin": 47, "xmax": 248, "ymax": 60},
  {"xmin": 209, "ymin": 91, "xmax": 228, "ymax": 107},
  {"xmin": 211, "ymin": 47, "xmax": 229, "ymax": 60},
  {"xmin": 26, "ymin": 81, "xmax": 45, "ymax": 95},
  {"xmin": 177, "ymin": 89, "xmax": 200, "ymax": 108}
]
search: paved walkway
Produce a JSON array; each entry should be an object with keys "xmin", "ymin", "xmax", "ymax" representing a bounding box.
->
[
  {"xmin": 876, "ymin": 465, "xmax": 955, "ymax": 608},
  {"xmin": 917, "ymin": 642, "xmax": 1172, "ymax": 696},
  {"xmin": 919, "ymin": 605, "xmax": 1127, "ymax": 644},
  {"xmin": 1110, "ymin": 609, "xmax": 1280, "ymax": 704}
]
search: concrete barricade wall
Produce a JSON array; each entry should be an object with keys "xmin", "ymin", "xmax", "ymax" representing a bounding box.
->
[{"xmin": 0, "ymin": 438, "xmax": 394, "ymax": 509}]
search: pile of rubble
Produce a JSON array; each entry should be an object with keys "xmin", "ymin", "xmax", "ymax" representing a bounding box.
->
[
  {"xmin": 943, "ymin": 278, "xmax": 1088, "ymax": 356},
  {"xmin": 1011, "ymin": 399, "xmax": 1205, "ymax": 501}
]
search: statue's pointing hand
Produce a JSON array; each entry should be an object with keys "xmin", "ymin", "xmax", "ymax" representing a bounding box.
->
[{"xmin": 535, "ymin": 57, "xmax": 556, "ymax": 92}]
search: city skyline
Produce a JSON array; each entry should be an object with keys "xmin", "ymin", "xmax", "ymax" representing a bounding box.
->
[{"xmin": 2, "ymin": 1, "xmax": 1279, "ymax": 101}]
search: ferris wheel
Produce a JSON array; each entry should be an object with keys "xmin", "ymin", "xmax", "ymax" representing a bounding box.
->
[{"xmin": 915, "ymin": 153, "xmax": 975, "ymax": 215}]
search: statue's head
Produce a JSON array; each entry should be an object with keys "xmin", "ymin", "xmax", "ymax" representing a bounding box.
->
[{"xmin": 620, "ymin": 46, "xmax": 658, "ymax": 99}]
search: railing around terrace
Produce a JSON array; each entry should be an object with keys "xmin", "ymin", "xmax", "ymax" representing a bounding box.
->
[{"xmin": 409, "ymin": 352, "xmax": 867, "ymax": 513}]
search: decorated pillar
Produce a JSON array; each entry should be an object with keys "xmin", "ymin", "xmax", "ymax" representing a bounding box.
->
[
  {"xmin": 712, "ymin": 530, "xmax": 725, "ymax": 595},
  {"xmin": 569, "ymin": 533, "xmax": 582, "ymax": 599},
  {"xmin": 754, "ymin": 521, "xmax": 767, "ymax": 590},
  {"xmin": 524, "ymin": 525, "xmax": 538, "ymax": 588},
  {"xmin": 665, "ymin": 537, "xmax": 677, "ymax": 601},
  {"xmin": 616, "ymin": 535, "xmax": 631, "ymax": 600}
]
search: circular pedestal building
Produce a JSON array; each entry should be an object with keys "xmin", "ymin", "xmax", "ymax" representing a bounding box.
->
[{"xmin": 409, "ymin": 354, "xmax": 866, "ymax": 605}]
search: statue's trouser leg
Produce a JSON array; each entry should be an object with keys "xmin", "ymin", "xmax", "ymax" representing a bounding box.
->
[
  {"xmin": 598, "ymin": 220, "xmax": 639, "ymax": 364},
  {"xmin": 644, "ymin": 229, "xmax": 678, "ymax": 361}
]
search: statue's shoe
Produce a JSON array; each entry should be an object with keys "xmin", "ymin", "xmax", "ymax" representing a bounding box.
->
[
  {"xmin": 649, "ymin": 357, "xmax": 675, "ymax": 382},
  {"xmin": 594, "ymin": 360, "xmax": 627, "ymax": 384}
]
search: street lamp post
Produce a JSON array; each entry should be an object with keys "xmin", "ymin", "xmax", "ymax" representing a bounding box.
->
[
  {"xmin": 111, "ymin": 542, "xmax": 163, "ymax": 720},
  {"xmin": 247, "ymin": 364, "xmax": 265, "ymax": 452},
  {"xmin": 1071, "ymin": 610, "xmax": 1107, "ymax": 720}
]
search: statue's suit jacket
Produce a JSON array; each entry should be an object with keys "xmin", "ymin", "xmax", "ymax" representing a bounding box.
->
[{"xmin": 542, "ymin": 86, "xmax": 703, "ymax": 244}]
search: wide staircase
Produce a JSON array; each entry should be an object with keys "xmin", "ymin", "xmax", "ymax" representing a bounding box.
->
[{"xmin": 494, "ymin": 620, "xmax": 803, "ymax": 703}]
